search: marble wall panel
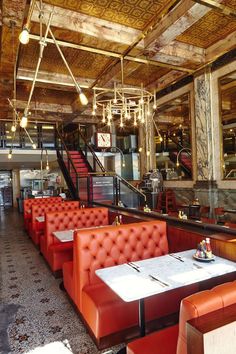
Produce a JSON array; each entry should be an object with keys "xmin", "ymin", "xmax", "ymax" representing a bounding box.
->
[{"xmin": 194, "ymin": 70, "xmax": 214, "ymax": 181}]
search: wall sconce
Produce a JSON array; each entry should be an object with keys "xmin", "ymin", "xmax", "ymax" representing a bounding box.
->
[{"xmin": 176, "ymin": 147, "xmax": 191, "ymax": 167}]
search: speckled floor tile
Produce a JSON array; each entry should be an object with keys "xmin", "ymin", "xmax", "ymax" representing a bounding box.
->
[{"xmin": 0, "ymin": 208, "xmax": 124, "ymax": 354}]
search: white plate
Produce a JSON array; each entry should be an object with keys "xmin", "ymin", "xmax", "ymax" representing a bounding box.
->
[{"xmin": 193, "ymin": 254, "xmax": 215, "ymax": 262}]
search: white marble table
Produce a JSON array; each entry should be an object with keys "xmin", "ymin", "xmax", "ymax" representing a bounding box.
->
[
  {"xmin": 53, "ymin": 225, "xmax": 104, "ymax": 242},
  {"xmin": 96, "ymin": 249, "xmax": 236, "ymax": 340},
  {"xmin": 53, "ymin": 229, "xmax": 74, "ymax": 242},
  {"xmin": 36, "ymin": 216, "xmax": 44, "ymax": 223}
]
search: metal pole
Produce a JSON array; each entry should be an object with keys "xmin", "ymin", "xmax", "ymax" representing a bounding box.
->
[
  {"xmin": 49, "ymin": 28, "xmax": 82, "ymax": 94},
  {"xmin": 24, "ymin": 11, "xmax": 54, "ymax": 116}
]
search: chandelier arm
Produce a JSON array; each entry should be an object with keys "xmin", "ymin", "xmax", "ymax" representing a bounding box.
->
[
  {"xmin": 24, "ymin": 11, "xmax": 54, "ymax": 117},
  {"xmin": 49, "ymin": 28, "xmax": 82, "ymax": 94}
]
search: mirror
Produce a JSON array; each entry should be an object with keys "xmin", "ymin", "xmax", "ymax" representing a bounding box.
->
[
  {"xmin": 154, "ymin": 93, "xmax": 192, "ymax": 180},
  {"xmin": 219, "ymin": 72, "xmax": 236, "ymax": 179}
]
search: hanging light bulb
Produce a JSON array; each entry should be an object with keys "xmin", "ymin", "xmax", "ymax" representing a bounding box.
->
[
  {"xmin": 122, "ymin": 161, "xmax": 126, "ymax": 167},
  {"xmin": 79, "ymin": 91, "xmax": 88, "ymax": 105},
  {"xmin": 138, "ymin": 147, "xmax": 142, "ymax": 152},
  {"xmin": 32, "ymin": 143, "xmax": 37, "ymax": 149},
  {"xmin": 8, "ymin": 150, "xmax": 12, "ymax": 159},
  {"xmin": 46, "ymin": 161, "xmax": 50, "ymax": 171},
  {"xmin": 92, "ymin": 110, "xmax": 96, "ymax": 116},
  {"xmin": 159, "ymin": 136, "xmax": 163, "ymax": 142},
  {"xmin": 19, "ymin": 26, "xmax": 30, "ymax": 44},
  {"xmin": 146, "ymin": 150, "xmax": 150, "ymax": 157},
  {"xmin": 20, "ymin": 115, "xmax": 28, "ymax": 128},
  {"xmin": 11, "ymin": 125, "xmax": 16, "ymax": 132}
]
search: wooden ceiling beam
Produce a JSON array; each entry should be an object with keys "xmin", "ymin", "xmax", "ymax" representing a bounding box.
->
[
  {"xmin": 146, "ymin": 70, "xmax": 186, "ymax": 91},
  {"xmin": 143, "ymin": 0, "xmax": 215, "ymax": 54},
  {"xmin": 193, "ymin": 0, "xmax": 236, "ymax": 18},
  {"xmin": 158, "ymin": 41, "xmax": 205, "ymax": 64},
  {"xmin": 28, "ymin": 34, "xmax": 193, "ymax": 73},
  {"xmin": 15, "ymin": 99, "xmax": 73, "ymax": 114},
  {"xmin": 31, "ymin": 2, "xmax": 143, "ymax": 48},
  {"xmin": 206, "ymin": 29, "xmax": 236, "ymax": 63},
  {"xmin": 17, "ymin": 68, "xmax": 95, "ymax": 89}
]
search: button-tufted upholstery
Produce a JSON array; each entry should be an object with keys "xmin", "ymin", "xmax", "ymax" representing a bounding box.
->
[
  {"xmin": 63, "ymin": 220, "xmax": 196, "ymax": 347},
  {"xmin": 42, "ymin": 207, "xmax": 109, "ymax": 273},
  {"xmin": 127, "ymin": 280, "xmax": 236, "ymax": 354},
  {"xmin": 23, "ymin": 197, "xmax": 62, "ymax": 232},
  {"xmin": 31, "ymin": 201, "xmax": 80, "ymax": 245}
]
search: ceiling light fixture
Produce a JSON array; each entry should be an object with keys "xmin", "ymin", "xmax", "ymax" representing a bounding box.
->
[
  {"xmin": 8, "ymin": 150, "xmax": 12, "ymax": 159},
  {"xmin": 20, "ymin": 115, "xmax": 28, "ymax": 128},
  {"xmin": 19, "ymin": 0, "xmax": 37, "ymax": 45},
  {"xmin": 92, "ymin": 57, "xmax": 155, "ymax": 128},
  {"xmin": 19, "ymin": 26, "xmax": 30, "ymax": 44}
]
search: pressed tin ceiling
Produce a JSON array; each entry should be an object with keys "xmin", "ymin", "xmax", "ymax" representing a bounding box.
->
[
  {"xmin": 1, "ymin": 0, "xmax": 236, "ymax": 123},
  {"xmin": 43, "ymin": 0, "xmax": 174, "ymax": 30}
]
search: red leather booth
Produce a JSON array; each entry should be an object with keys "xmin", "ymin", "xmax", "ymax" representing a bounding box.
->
[
  {"xmin": 127, "ymin": 280, "xmax": 236, "ymax": 354},
  {"xmin": 63, "ymin": 220, "xmax": 198, "ymax": 348},
  {"xmin": 42, "ymin": 207, "xmax": 109, "ymax": 274},
  {"xmin": 31, "ymin": 201, "xmax": 80, "ymax": 245},
  {"xmin": 23, "ymin": 196, "xmax": 62, "ymax": 232}
]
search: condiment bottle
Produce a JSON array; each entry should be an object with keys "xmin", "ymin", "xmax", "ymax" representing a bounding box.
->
[
  {"xmin": 205, "ymin": 237, "xmax": 212, "ymax": 258},
  {"xmin": 119, "ymin": 215, "xmax": 123, "ymax": 224}
]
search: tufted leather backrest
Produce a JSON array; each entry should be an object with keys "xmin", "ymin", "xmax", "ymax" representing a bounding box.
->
[
  {"xmin": 177, "ymin": 280, "xmax": 236, "ymax": 354},
  {"xmin": 31, "ymin": 201, "xmax": 80, "ymax": 231},
  {"xmin": 23, "ymin": 197, "xmax": 62, "ymax": 219},
  {"xmin": 45, "ymin": 207, "xmax": 109, "ymax": 251},
  {"xmin": 74, "ymin": 220, "xmax": 167, "ymax": 309}
]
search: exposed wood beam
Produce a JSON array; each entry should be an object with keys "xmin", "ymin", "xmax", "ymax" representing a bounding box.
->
[
  {"xmin": 32, "ymin": 2, "xmax": 143, "ymax": 48},
  {"xmin": 206, "ymin": 29, "xmax": 236, "ymax": 62},
  {"xmin": 193, "ymin": 0, "xmax": 236, "ymax": 18},
  {"xmin": 17, "ymin": 68, "xmax": 95, "ymax": 89},
  {"xmin": 15, "ymin": 100, "xmax": 73, "ymax": 114},
  {"xmin": 159, "ymin": 41, "xmax": 205, "ymax": 64},
  {"xmin": 28, "ymin": 34, "xmax": 192, "ymax": 73},
  {"xmin": 144, "ymin": 0, "xmax": 215, "ymax": 53},
  {"xmin": 146, "ymin": 70, "xmax": 186, "ymax": 91}
]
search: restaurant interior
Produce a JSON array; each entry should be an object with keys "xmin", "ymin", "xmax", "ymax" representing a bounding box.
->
[{"xmin": 0, "ymin": 1, "xmax": 236, "ymax": 353}]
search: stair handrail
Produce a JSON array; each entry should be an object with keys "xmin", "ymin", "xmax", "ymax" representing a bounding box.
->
[
  {"xmin": 63, "ymin": 127, "xmax": 106, "ymax": 173},
  {"xmin": 56, "ymin": 129, "xmax": 79, "ymax": 176},
  {"xmin": 59, "ymin": 127, "xmax": 146, "ymax": 204}
]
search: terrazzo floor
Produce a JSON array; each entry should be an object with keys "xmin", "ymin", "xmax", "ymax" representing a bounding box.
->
[{"xmin": 0, "ymin": 208, "xmax": 124, "ymax": 354}]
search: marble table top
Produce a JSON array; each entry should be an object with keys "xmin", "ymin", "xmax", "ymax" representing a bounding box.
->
[
  {"xmin": 53, "ymin": 225, "xmax": 104, "ymax": 242},
  {"xmin": 96, "ymin": 249, "xmax": 236, "ymax": 302},
  {"xmin": 53, "ymin": 230, "xmax": 74, "ymax": 242}
]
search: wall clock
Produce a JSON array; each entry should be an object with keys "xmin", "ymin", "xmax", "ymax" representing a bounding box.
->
[{"xmin": 96, "ymin": 132, "xmax": 111, "ymax": 148}]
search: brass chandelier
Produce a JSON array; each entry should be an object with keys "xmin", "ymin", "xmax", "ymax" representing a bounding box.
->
[{"xmin": 92, "ymin": 58, "xmax": 157, "ymax": 128}]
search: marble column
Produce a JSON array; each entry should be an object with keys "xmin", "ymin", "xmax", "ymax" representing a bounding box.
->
[
  {"xmin": 12, "ymin": 169, "xmax": 20, "ymax": 208},
  {"xmin": 194, "ymin": 68, "xmax": 218, "ymax": 213}
]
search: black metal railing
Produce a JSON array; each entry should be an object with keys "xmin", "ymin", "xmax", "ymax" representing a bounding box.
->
[{"xmin": 56, "ymin": 127, "xmax": 146, "ymax": 207}]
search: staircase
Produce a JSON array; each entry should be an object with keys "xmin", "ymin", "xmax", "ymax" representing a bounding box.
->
[{"xmin": 56, "ymin": 128, "xmax": 146, "ymax": 207}]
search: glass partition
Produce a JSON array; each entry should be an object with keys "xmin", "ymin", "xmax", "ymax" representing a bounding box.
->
[
  {"xmin": 154, "ymin": 93, "xmax": 192, "ymax": 180},
  {"xmin": 219, "ymin": 72, "xmax": 236, "ymax": 179}
]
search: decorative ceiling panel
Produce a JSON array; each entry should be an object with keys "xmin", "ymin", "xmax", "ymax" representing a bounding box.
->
[
  {"xmin": 43, "ymin": 0, "xmax": 173, "ymax": 30},
  {"xmin": 18, "ymin": 41, "xmax": 111, "ymax": 79},
  {"xmin": 16, "ymin": 83, "xmax": 77, "ymax": 105},
  {"xmin": 115, "ymin": 62, "xmax": 170, "ymax": 87},
  {"xmin": 177, "ymin": 11, "xmax": 236, "ymax": 49},
  {"xmin": 222, "ymin": 0, "xmax": 236, "ymax": 9}
]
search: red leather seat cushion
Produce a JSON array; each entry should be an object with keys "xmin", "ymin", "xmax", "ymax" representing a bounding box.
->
[
  {"xmin": 82, "ymin": 282, "xmax": 138, "ymax": 338},
  {"xmin": 48, "ymin": 242, "xmax": 73, "ymax": 272},
  {"xmin": 127, "ymin": 324, "xmax": 179, "ymax": 354}
]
